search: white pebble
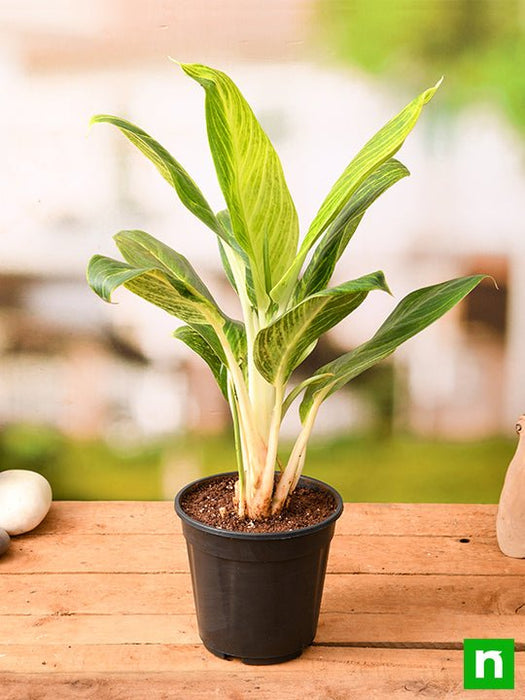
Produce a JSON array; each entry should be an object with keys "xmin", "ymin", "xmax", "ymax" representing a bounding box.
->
[{"xmin": 0, "ymin": 470, "xmax": 52, "ymax": 535}]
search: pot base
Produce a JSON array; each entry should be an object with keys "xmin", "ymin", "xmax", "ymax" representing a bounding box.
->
[{"xmin": 204, "ymin": 642, "xmax": 304, "ymax": 665}]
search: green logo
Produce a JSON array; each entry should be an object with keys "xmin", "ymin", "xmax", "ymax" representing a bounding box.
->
[{"xmin": 464, "ymin": 639, "xmax": 514, "ymax": 690}]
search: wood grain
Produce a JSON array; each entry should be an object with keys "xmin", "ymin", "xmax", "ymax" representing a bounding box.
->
[
  {"xmin": 3, "ymin": 531, "xmax": 523, "ymax": 576},
  {"xmin": 30, "ymin": 501, "xmax": 499, "ymax": 536},
  {"xmin": 1, "ymin": 501, "xmax": 524, "ymax": 697},
  {"xmin": 4, "ymin": 572, "xmax": 525, "ymax": 617},
  {"xmin": 1, "ymin": 649, "xmax": 525, "ymax": 699}
]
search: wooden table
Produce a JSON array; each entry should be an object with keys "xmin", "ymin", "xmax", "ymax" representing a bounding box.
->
[{"xmin": 1, "ymin": 502, "xmax": 524, "ymax": 698}]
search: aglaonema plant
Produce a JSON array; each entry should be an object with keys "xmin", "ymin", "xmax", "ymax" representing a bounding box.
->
[{"xmin": 87, "ymin": 64, "xmax": 484, "ymax": 520}]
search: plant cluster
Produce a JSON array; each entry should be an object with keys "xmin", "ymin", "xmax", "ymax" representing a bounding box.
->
[{"xmin": 88, "ymin": 63, "xmax": 483, "ymax": 519}]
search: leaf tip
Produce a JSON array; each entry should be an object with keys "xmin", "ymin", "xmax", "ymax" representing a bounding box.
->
[
  {"xmin": 422, "ymin": 76, "xmax": 444, "ymax": 105},
  {"xmin": 86, "ymin": 255, "xmax": 113, "ymax": 304},
  {"xmin": 485, "ymin": 274, "xmax": 499, "ymax": 291},
  {"xmin": 178, "ymin": 61, "xmax": 201, "ymax": 76},
  {"xmin": 178, "ymin": 62, "xmax": 218, "ymax": 88},
  {"xmin": 375, "ymin": 270, "xmax": 393, "ymax": 296},
  {"xmin": 89, "ymin": 114, "xmax": 114, "ymax": 130}
]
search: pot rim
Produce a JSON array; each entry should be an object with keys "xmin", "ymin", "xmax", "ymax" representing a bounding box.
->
[{"xmin": 174, "ymin": 471, "xmax": 343, "ymax": 541}]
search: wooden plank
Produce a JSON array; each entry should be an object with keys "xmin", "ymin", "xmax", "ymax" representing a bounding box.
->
[
  {"xmin": 3, "ymin": 502, "xmax": 523, "ymax": 697},
  {"xmin": 0, "ymin": 573, "xmax": 194, "ymax": 615},
  {"xmin": 2, "ymin": 572, "xmax": 525, "ymax": 619},
  {"xmin": 322, "ymin": 573, "xmax": 525, "ymax": 618},
  {"xmin": 35, "ymin": 501, "xmax": 498, "ymax": 537},
  {"xmin": 2, "ymin": 570, "xmax": 524, "ymax": 646},
  {"xmin": 337, "ymin": 502, "xmax": 498, "ymax": 537},
  {"xmin": 0, "ymin": 643, "xmax": 485, "ymax": 674},
  {"xmin": 1, "ymin": 648, "xmax": 524, "ymax": 699},
  {"xmin": 2, "ymin": 531, "xmax": 523, "ymax": 576},
  {"xmin": 317, "ymin": 612, "xmax": 525, "ymax": 645},
  {"xmin": 329, "ymin": 533, "xmax": 525, "ymax": 576},
  {"xmin": 0, "ymin": 613, "xmax": 199, "ymax": 645},
  {"xmin": 2, "ymin": 608, "xmax": 524, "ymax": 646},
  {"xmin": 35, "ymin": 501, "xmax": 177, "ymax": 536},
  {"xmin": 0, "ymin": 533, "xmax": 188, "ymax": 573}
]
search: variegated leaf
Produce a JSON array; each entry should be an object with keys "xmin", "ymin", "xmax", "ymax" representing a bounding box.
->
[
  {"xmin": 295, "ymin": 159, "xmax": 409, "ymax": 302},
  {"xmin": 87, "ymin": 255, "xmax": 152, "ymax": 303},
  {"xmin": 254, "ymin": 271, "xmax": 390, "ymax": 385},
  {"xmin": 181, "ymin": 63, "xmax": 299, "ymax": 300},
  {"xmin": 90, "ymin": 115, "xmax": 224, "ymax": 239},
  {"xmin": 271, "ymin": 79, "xmax": 442, "ymax": 302},
  {"xmin": 87, "ymin": 254, "xmax": 224, "ymax": 326},
  {"xmin": 299, "ymin": 274, "xmax": 486, "ymax": 420},
  {"xmin": 216, "ymin": 209, "xmax": 257, "ymax": 307},
  {"xmin": 174, "ymin": 325, "xmax": 228, "ymax": 398},
  {"xmin": 113, "ymin": 229, "xmax": 218, "ymax": 308}
]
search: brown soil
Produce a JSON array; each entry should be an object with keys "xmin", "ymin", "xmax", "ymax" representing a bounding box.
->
[{"xmin": 179, "ymin": 474, "xmax": 337, "ymax": 533}]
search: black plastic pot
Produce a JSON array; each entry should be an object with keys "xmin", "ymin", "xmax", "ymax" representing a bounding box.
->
[{"xmin": 175, "ymin": 472, "xmax": 343, "ymax": 665}]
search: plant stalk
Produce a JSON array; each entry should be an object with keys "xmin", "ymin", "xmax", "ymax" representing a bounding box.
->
[
  {"xmin": 246, "ymin": 382, "xmax": 284, "ymax": 519},
  {"xmin": 271, "ymin": 394, "xmax": 324, "ymax": 514},
  {"xmin": 228, "ymin": 379, "xmax": 246, "ymax": 518}
]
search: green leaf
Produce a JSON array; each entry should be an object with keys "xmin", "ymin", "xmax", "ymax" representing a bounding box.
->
[
  {"xmin": 271, "ymin": 79, "xmax": 441, "ymax": 302},
  {"xmin": 190, "ymin": 319, "xmax": 247, "ymax": 368},
  {"xmin": 254, "ymin": 271, "xmax": 391, "ymax": 385},
  {"xmin": 218, "ymin": 240, "xmax": 238, "ymax": 294},
  {"xmin": 180, "ymin": 63, "xmax": 299, "ymax": 300},
  {"xmin": 175, "ymin": 315, "xmax": 246, "ymax": 386},
  {"xmin": 281, "ymin": 373, "xmax": 335, "ymax": 418},
  {"xmin": 174, "ymin": 325, "xmax": 228, "ymax": 398},
  {"xmin": 87, "ymin": 249, "xmax": 224, "ymax": 327},
  {"xmin": 87, "ymin": 255, "xmax": 153, "ymax": 303},
  {"xmin": 113, "ymin": 229, "xmax": 219, "ymax": 310},
  {"xmin": 90, "ymin": 114, "xmax": 224, "ymax": 239},
  {"xmin": 299, "ymin": 274, "xmax": 486, "ymax": 420},
  {"xmin": 186, "ymin": 323, "xmax": 226, "ymax": 363},
  {"xmin": 216, "ymin": 209, "xmax": 257, "ymax": 307},
  {"xmin": 216, "ymin": 210, "xmax": 239, "ymax": 293},
  {"xmin": 224, "ymin": 319, "xmax": 248, "ymax": 367},
  {"xmin": 216, "ymin": 209, "xmax": 247, "ymax": 262},
  {"xmin": 295, "ymin": 159, "xmax": 410, "ymax": 302}
]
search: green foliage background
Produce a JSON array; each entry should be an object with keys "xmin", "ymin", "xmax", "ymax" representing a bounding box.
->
[
  {"xmin": 318, "ymin": 0, "xmax": 525, "ymax": 134},
  {"xmin": 0, "ymin": 425, "xmax": 514, "ymax": 503}
]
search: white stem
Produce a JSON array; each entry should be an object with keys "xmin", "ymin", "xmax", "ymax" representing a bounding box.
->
[
  {"xmin": 244, "ymin": 306, "xmax": 274, "ymax": 440},
  {"xmin": 222, "ymin": 246, "xmax": 273, "ymax": 444},
  {"xmin": 217, "ymin": 244, "xmax": 280, "ymax": 517},
  {"xmin": 228, "ymin": 378, "xmax": 246, "ymax": 517},
  {"xmin": 215, "ymin": 324, "xmax": 266, "ymax": 469},
  {"xmin": 290, "ymin": 449, "xmax": 307, "ymax": 492},
  {"xmin": 264, "ymin": 383, "xmax": 284, "ymax": 475},
  {"xmin": 272, "ymin": 394, "xmax": 323, "ymax": 513},
  {"xmin": 247, "ymin": 382, "xmax": 284, "ymax": 517}
]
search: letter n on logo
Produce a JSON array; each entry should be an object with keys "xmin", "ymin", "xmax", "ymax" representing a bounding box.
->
[{"xmin": 464, "ymin": 639, "xmax": 514, "ymax": 690}]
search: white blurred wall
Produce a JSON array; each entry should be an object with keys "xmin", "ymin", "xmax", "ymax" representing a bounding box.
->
[{"xmin": 1, "ymin": 1, "xmax": 523, "ymax": 439}]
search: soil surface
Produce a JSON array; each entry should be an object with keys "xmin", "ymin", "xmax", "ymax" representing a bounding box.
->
[{"xmin": 179, "ymin": 474, "xmax": 338, "ymax": 533}]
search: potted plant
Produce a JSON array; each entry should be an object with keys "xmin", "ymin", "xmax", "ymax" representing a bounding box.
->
[{"xmin": 87, "ymin": 63, "xmax": 484, "ymax": 664}]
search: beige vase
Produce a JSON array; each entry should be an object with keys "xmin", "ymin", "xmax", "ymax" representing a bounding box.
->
[{"xmin": 496, "ymin": 415, "xmax": 525, "ymax": 558}]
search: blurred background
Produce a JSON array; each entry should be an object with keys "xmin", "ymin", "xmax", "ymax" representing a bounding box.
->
[{"xmin": 0, "ymin": 0, "xmax": 523, "ymax": 502}]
